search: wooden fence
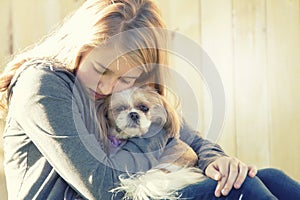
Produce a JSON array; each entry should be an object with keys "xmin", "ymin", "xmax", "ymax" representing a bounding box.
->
[{"xmin": 156, "ymin": 0, "xmax": 300, "ymax": 181}]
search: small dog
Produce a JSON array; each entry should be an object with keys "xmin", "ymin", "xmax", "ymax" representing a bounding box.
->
[{"xmin": 97, "ymin": 86, "xmax": 204, "ymax": 200}]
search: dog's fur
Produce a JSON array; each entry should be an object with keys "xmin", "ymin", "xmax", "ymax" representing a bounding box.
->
[{"xmin": 97, "ymin": 86, "xmax": 204, "ymax": 200}]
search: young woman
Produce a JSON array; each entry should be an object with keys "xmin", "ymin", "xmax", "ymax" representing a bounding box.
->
[{"xmin": 0, "ymin": 0, "xmax": 299, "ymax": 199}]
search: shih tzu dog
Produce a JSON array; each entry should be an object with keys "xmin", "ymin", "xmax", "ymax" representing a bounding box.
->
[{"xmin": 97, "ymin": 86, "xmax": 205, "ymax": 200}]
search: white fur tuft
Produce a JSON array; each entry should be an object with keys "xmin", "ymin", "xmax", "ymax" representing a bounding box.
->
[{"xmin": 110, "ymin": 167, "xmax": 205, "ymax": 200}]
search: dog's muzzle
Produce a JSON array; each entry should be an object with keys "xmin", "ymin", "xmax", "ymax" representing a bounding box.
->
[{"xmin": 128, "ymin": 112, "xmax": 140, "ymax": 126}]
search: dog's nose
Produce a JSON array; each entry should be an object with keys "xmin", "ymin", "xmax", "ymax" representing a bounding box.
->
[{"xmin": 129, "ymin": 112, "xmax": 139, "ymax": 121}]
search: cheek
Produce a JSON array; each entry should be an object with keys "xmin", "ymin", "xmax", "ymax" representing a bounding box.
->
[
  {"xmin": 149, "ymin": 106, "xmax": 167, "ymax": 123},
  {"xmin": 138, "ymin": 112, "xmax": 151, "ymax": 122},
  {"xmin": 76, "ymin": 67, "xmax": 99, "ymax": 88},
  {"xmin": 115, "ymin": 112, "xmax": 128, "ymax": 127},
  {"xmin": 138, "ymin": 111, "xmax": 150, "ymax": 120}
]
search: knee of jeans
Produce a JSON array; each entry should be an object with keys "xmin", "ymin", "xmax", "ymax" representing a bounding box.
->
[
  {"xmin": 241, "ymin": 176, "xmax": 262, "ymax": 189},
  {"xmin": 258, "ymin": 168, "xmax": 285, "ymax": 179},
  {"xmin": 240, "ymin": 176, "xmax": 276, "ymax": 199}
]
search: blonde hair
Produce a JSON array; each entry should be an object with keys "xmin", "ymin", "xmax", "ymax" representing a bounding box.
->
[{"xmin": 0, "ymin": 0, "xmax": 168, "ymax": 115}]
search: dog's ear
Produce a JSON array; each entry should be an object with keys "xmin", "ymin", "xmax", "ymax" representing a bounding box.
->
[
  {"xmin": 96, "ymin": 99, "xmax": 110, "ymax": 152},
  {"xmin": 160, "ymin": 95, "xmax": 181, "ymax": 138},
  {"xmin": 143, "ymin": 86, "xmax": 181, "ymax": 138}
]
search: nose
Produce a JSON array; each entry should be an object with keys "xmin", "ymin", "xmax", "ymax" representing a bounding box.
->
[
  {"xmin": 98, "ymin": 83, "xmax": 113, "ymax": 95},
  {"xmin": 97, "ymin": 77, "xmax": 116, "ymax": 95},
  {"xmin": 129, "ymin": 112, "xmax": 139, "ymax": 122}
]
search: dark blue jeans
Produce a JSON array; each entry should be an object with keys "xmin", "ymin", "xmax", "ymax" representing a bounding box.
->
[{"xmin": 178, "ymin": 168, "xmax": 300, "ymax": 200}]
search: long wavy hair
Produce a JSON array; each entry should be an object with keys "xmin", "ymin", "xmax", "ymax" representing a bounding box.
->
[{"xmin": 0, "ymin": 0, "xmax": 168, "ymax": 118}]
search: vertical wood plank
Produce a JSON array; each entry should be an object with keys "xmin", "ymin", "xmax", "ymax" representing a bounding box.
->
[
  {"xmin": 168, "ymin": 0, "xmax": 203, "ymax": 134},
  {"xmin": 60, "ymin": 0, "xmax": 86, "ymax": 17},
  {"xmin": 267, "ymin": 0, "xmax": 300, "ymax": 180},
  {"xmin": 155, "ymin": 0, "xmax": 205, "ymax": 134},
  {"xmin": 11, "ymin": 0, "xmax": 84, "ymax": 53},
  {"xmin": 11, "ymin": 0, "xmax": 54, "ymax": 52},
  {"xmin": 200, "ymin": 0, "xmax": 237, "ymax": 155},
  {"xmin": 0, "ymin": 1, "xmax": 10, "ymax": 198},
  {"xmin": 154, "ymin": 0, "xmax": 171, "ymax": 28},
  {"xmin": 232, "ymin": 0, "xmax": 270, "ymax": 167},
  {"xmin": 0, "ymin": 0, "xmax": 11, "ymax": 68}
]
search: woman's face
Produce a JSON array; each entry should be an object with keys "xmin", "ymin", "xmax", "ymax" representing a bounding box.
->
[{"xmin": 76, "ymin": 45, "xmax": 143, "ymax": 99}]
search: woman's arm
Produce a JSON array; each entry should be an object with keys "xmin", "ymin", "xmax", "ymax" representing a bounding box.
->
[
  {"xmin": 9, "ymin": 65, "xmax": 169, "ymax": 199},
  {"xmin": 179, "ymin": 120, "xmax": 227, "ymax": 171}
]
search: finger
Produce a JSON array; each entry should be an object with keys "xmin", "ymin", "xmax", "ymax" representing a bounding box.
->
[
  {"xmin": 248, "ymin": 165, "xmax": 257, "ymax": 177},
  {"xmin": 215, "ymin": 174, "xmax": 228, "ymax": 197},
  {"xmin": 205, "ymin": 164, "xmax": 222, "ymax": 181},
  {"xmin": 233, "ymin": 162, "xmax": 248, "ymax": 189},
  {"xmin": 214, "ymin": 161, "xmax": 230, "ymax": 197},
  {"xmin": 221, "ymin": 159, "xmax": 239, "ymax": 196}
]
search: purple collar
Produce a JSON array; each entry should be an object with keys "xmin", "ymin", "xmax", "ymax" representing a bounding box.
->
[{"xmin": 108, "ymin": 135, "xmax": 124, "ymax": 147}]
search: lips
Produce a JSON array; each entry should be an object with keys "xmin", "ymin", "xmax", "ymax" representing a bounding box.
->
[{"xmin": 89, "ymin": 89, "xmax": 107, "ymax": 99}]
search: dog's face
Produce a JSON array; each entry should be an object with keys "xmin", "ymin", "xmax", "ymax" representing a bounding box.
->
[{"xmin": 106, "ymin": 87, "xmax": 168, "ymax": 139}]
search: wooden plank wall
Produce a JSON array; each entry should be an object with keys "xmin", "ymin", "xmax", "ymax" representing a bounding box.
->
[
  {"xmin": 0, "ymin": 0, "xmax": 299, "ymax": 199},
  {"xmin": 267, "ymin": 0, "xmax": 300, "ymax": 178},
  {"xmin": 156, "ymin": 0, "xmax": 300, "ymax": 181}
]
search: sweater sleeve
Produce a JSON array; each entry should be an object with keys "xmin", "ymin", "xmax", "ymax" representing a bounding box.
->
[
  {"xmin": 179, "ymin": 120, "xmax": 227, "ymax": 171},
  {"xmin": 9, "ymin": 65, "xmax": 169, "ymax": 199}
]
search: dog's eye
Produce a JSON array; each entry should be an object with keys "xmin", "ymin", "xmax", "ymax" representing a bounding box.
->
[
  {"xmin": 138, "ymin": 104, "xmax": 149, "ymax": 113},
  {"xmin": 115, "ymin": 105, "xmax": 128, "ymax": 112}
]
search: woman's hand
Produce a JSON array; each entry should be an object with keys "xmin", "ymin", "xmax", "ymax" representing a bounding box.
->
[{"xmin": 205, "ymin": 156, "xmax": 257, "ymax": 197}]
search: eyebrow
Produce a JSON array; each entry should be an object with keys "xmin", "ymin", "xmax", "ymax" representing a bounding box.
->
[{"xmin": 94, "ymin": 61, "xmax": 142, "ymax": 79}]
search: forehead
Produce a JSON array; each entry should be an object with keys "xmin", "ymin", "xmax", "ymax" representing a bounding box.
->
[
  {"xmin": 109, "ymin": 88, "xmax": 136, "ymax": 106},
  {"xmin": 85, "ymin": 44, "xmax": 143, "ymax": 75},
  {"xmin": 109, "ymin": 87, "xmax": 161, "ymax": 106}
]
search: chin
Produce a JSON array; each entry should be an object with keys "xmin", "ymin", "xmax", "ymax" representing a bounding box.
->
[{"xmin": 97, "ymin": 86, "xmax": 205, "ymax": 200}]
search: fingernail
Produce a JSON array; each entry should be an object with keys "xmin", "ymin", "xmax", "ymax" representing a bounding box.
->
[{"xmin": 222, "ymin": 188, "xmax": 229, "ymax": 196}]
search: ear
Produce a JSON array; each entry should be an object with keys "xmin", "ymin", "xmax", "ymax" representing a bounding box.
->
[{"xmin": 160, "ymin": 95, "xmax": 181, "ymax": 138}]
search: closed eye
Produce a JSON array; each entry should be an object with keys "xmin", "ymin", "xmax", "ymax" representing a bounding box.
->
[
  {"xmin": 92, "ymin": 61, "xmax": 109, "ymax": 74},
  {"xmin": 120, "ymin": 78, "xmax": 131, "ymax": 84},
  {"xmin": 93, "ymin": 65, "xmax": 106, "ymax": 74}
]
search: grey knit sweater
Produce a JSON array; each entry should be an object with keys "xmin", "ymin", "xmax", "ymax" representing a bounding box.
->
[{"xmin": 3, "ymin": 59, "xmax": 226, "ymax": 200}]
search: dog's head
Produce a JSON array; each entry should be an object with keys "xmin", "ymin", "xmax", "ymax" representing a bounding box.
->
[{"xmin": 98, "ymin": 86, "xmax": 181, "ymax": 140}]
